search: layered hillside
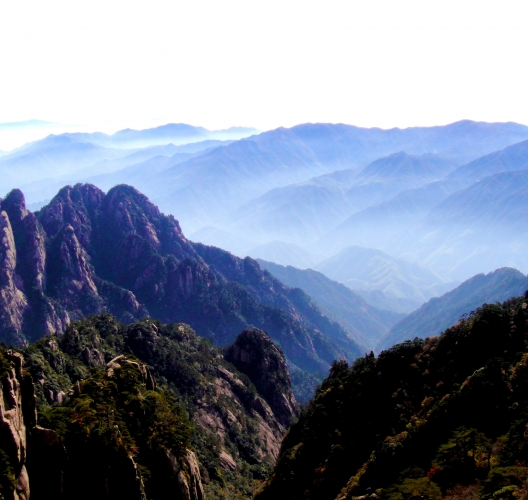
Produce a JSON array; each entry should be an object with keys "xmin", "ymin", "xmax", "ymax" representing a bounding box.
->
[
  {"xmin": 379, "ymin": 267, "xmax": 528, "ymax": 351},
  {"xmin": 1, "ymin": 314, "xmax": 298, "ymax": 499},
  {"xmin": 315, "ymin": 246, "xmax": 454, "ymax": 313},
  {"xmin": 257, "ymin": 259, "xmax": 404, "ymax": 350},
  {"xmin": 0, "ymin": 184, "xmax": 362, "ymax": 385},
  {"xmin": 256, "ymin": 295, "xmax": 528, "ymax": 500}
]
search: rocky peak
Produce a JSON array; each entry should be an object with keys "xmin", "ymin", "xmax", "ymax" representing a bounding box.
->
[
  {"xmin": 100, "ymin": 185, "xmax": 194, "ymax": 261},
  {"xmin": 38, "ymin": 183, "xmax": 105, "ymax": 249},
  {"xmin": 1, "ymin": 190, "xmax": 28, "ymax": 223},
  {"xmin": 49, "ymin": 223, "xmax": 98, "ymax": 297},
  {"xmin": 225, "ymin": 328, "xmax": 298, "ymax": 427}
]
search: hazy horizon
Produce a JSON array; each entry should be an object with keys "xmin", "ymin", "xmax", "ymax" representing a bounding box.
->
[{"xmin": 2, "ymin": 0, "xmax": 527, "ymax": 147}]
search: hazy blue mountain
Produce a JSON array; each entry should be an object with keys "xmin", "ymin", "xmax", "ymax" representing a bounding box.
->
[
  {"xmin": 339, "ymin": 152, "xmax": 456, "ymax": 216},
  {"xmin": 257, "ymin": 259, "xmax": 405, "ymax": 350},
  {"xmin": 8, "ymin": 120, "xmax": 528, "ymax": 236},
  {"xmin": 247, "ymin": 241, "xmax": 325, "ymax": 269},
  {"xmin": 316, "ymin": 139, "xmax": 528, "ymax": 281},
  {"xmin": 226, "ymin": 182, "xmax": 353, "ymax": 245},
  {"xmin": 353, "ymin": 151, "xmax": 455, "ymax": 186},
  {"xmin": 378, "ymin": 267, "xmax": 528, "ymax": 351},
  {"xmin": 0, "ymin": 123, "xmax": 251, "ymax": 198},
  {"xmin": 399, "ymin": 169, "xmax": 528, "ymax": 279},
  {"xmin": 141, "ymin": 128, "xmax": 330, "ymax": 230},
  {"xmin": 315, "ymin": 246, "xmax": 457, "ymax": 312},
  {"xmin": 352, "ymin": 289, "xmax": 425, "ymax": 315},
  {"xmin": 287, "ymin": 120, "xmax": 528, "ymax": 166},
  {"xmin": 446, "ymin": 138, "xmax": 528, "ymax": 188},
  {"xmin": 10, "ymin": 139, "xmax": 233, "ymax": 206},
  {"xmin": 53, "ymin": 124, "xmax": 258, "ymax": 149},
  {"xmin": 221, "ymin": 152, "xmax": 456, "ymax": 247},
  {"xmin": 320, "ymin": 180, "xmax": 458, "ymax": 253},
  {"xmin": 0, "ymin": 136, "xmax": 132, "ymax": 192}
]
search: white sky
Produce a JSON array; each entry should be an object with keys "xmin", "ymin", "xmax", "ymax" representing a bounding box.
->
[{"xmin": 1, "ymin": 0, "xmax": 528, "ymax": 144}]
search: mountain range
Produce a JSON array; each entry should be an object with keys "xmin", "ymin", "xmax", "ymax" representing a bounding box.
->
[
  {"xmin": 257, "ymin": 259, "xmax": 404, "ymax": 350},
  {"xmin": 378, "ymin": 267, "xmax": 528, "ymax": 351},
  {"xmin": 0, "ymin": 183, "xmax": 365, "ymax": 399},
  {"xmin": 5, "ymin": 118, "xmax": 528, "ymax": 500}
]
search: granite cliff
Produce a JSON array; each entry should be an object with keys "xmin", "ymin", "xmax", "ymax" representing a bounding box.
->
[{"xmin": 0, "ymin": 336, "xmax": 206, "ymax": 500}]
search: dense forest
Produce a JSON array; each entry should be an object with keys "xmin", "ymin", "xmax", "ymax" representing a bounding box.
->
[
  {"xmin": 0, "ymin": 315, "xmax": 298, "ymax": 500},
  {"xmin": 256, "ymin": 294, "xmax": 528, "ymax": 500}
]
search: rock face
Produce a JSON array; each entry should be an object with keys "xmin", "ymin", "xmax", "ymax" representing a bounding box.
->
[
  {"xmin": 0, "ymin": 350, "xmax": 34, "ymax": 500},
  {"xmin": 224, "ymin": 328, "xmax": 298, "ymax": 427},
  {"xmin": 0, "ymin": 184, "xmax": 363, "ymax": 383},
  {"xmin": 0, "ymin": 342, "xmax": 206, "ymax": 500}
]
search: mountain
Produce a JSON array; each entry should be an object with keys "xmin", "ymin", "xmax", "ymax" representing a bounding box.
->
[
  {"xmin": 0, "ymin": 184, "xmax": 363, "ymax": 391},
  {"xmin": 53, "ymin": 120, "xmax": 528, "ymax": 235},
  {"xmin": 257, "ymin": 259, "xmax": 404, "ymax": 350},
  {"xmin": 90, "ymin": 123, "xmax": 258, "ymax": 148},
  {"xmin": 320, "ymin": 180, "xmax": 458, "ymax": 254},
  {"xmin": 446, "ymin": 138, "xmax": 528, "ymax": 188},
  {"xmin": 248, "ymin": 241, "xmax": 324, "ymax": 269},
  {"xmin": 256, "ymin": 294, "xmax": 528, "ymax": 500},
  {"xmin": 378, "ymin": 267, "xmax": 528, "ymax": 351},
  {"xmin": 223, "ymin": 181, "xmax": 353, "ymax": 247},
  {"xmin": 38, "ymin": 124, "xmax": 258, "ymax": 150},
  {"xmin": 0, "ymin": 314, "xmax": 297, "ymax": 499},
  {"xmin": 321, "ymin": 139, "xmax": 528, "ymax": 280},
  {"xmin": 0, "ymin": 135, "xmax": 132, "ymax": 193},
  {"xmin": 185, "ymin": 122, "xmax": 528, "ymax": 238},
  {"xmin": 315, "ymin": 246, "xmax": 456, "ymax": 313},
  {"xmin": 353, "ymin": 151, "xmax": 456, "ymax": 187},
  {"xmin": 399, "ymin": 169, "xmax": 528, "ymax": 279},
  {"xmin": 1, "ymin": 134, "xmax": 235, "ymax": 204},
  {"xmin": 287, "ymin": 120, "xmax": 528, "ymax": 166}
]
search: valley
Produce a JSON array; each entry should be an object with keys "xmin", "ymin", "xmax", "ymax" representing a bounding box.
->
[{"xmin": 2, "ymin": 119, "xmax": 528, "ymax": 499}]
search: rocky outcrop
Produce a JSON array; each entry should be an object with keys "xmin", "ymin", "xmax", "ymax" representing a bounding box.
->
[
  {"xmin": 0, "ymin": 192, "xmax": 71, "ymax": 345},
  {"xmin": 224, "ymin": 328, "xmax": 298, "ymax": 427},
  {"xmin": 0, "ymin": 345, "xmax": 206, "ymax": 500},
  {"xmin": 0, "ymin": 350, "xmax": 36, "ymax": 500},
  {"xmin": 0, "ymin": 212, "xmax": 28, "ymax": 346},
  {"xmin": 161, "ymin": 449, "xmax": 205, "ymax": 500}
]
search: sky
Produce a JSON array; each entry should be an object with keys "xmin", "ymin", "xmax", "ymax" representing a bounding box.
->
[{"xmin": 1, "ymin": 0, "xmax": 528, "ymax": 148}]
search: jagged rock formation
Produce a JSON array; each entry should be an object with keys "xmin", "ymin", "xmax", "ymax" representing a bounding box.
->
[
  {"xmin": 0, "ymin": 184, "xmax": 363, "ymax": 388},
  {"xmin": 224, "ymin": 328, "xmax": 298, "ymax": 428},
  {"xmin": 4, "ymin": 314, "xmax": 299, "ymax": 499},
  {"xmin": 0, "ymin": 350, "xmax": 35, "ymax": 500},
  {"xmin": 0, "ymin": 333, "xmax": 206, "ymax": 500}
]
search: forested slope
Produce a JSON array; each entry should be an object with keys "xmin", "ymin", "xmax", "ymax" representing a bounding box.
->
[{"xmin": 256, "ymin": 294, "xmax": 528, "ymax": 500}]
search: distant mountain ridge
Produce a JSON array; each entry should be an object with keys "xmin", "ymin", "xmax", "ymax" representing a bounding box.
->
[
  {"xmin": 378, "ymin": 267, "xmax": 528, "ymax": 351},
  {"xmin": 314, "ymin": 246, "xmax": 456, "ymax": 313},
  {"xmin": 257, "ymin": 259, "xmax": 404, "ymax": 350}
]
